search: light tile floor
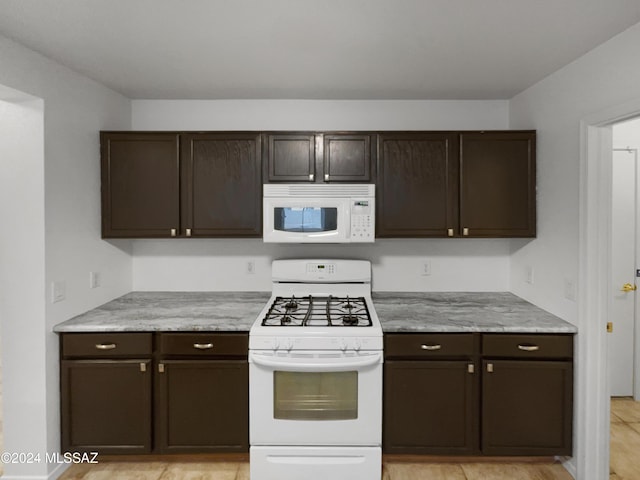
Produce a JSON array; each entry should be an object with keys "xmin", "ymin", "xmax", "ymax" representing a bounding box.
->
[
  {"xmin": 1, "ymin": 398, "xmax": 638, "ymax": 479},
  {"xmin": 610, "ymin": 397, "xmax": 640, "ymax": 479}
]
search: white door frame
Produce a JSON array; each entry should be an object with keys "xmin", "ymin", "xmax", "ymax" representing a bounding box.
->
[{"xmin": 579, "ymin": 97, "xmax": 640, "ymax": 480}]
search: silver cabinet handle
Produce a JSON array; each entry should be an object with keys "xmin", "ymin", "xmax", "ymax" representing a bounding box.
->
[
  {"xmin": 447, "ymin": 228, "xmax": 454, "ymax": 237},
  {"xmin": 463, "ymin": 227, "xmax": 469, "ymax": 236},
  {"xmin": 140, "ymin": 362, "xmax": 147, "ymax": 372},
  {"xmin": 194, "ymin": 343, "xmax": 214, "ymax": 350},
  {"xmin": 487, "ymin": 363, "xmax": 494, "ymax": 373},
  {"xmin": 518, "ymin": 344, "xmax": 540, "ymax": 352},
  {"xmin": 468, "ymin": 363, "xmax": 475, "ymax": 374},
  {"xmin": 186, "ymin": 228, "xmax": 192, "ymax": 237},
  {"xmin": 170, "ymin": 228, "xmax": 177, "ymax": 237},
  {"xmin": 324, "ymin": 173, "xmax": 330, "ymax": 181},
  {"xmin": 309, "ymin": 173, "xmax": 315, "ymax": 181},
  {"xmin": 95, "ymin": 343, "xmax": 116, "ymax": 350},
  {"xmin": 158, "ymin": 363, "xmax": 165, "ymax": 373},
  {"xmin": 421, "ymin": 344, "xmax": 442, "ymax": 351}
]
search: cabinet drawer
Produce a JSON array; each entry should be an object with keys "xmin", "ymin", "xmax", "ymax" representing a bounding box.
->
[
  {"xmin": 159, "ymin": 333, "xmax": 248, "ymax": 357},
  {"xmin": 385, "ymin": 333, "xmax": 479, "ymax": 358},
  {"xmin": 61, "ymin": 333, "xmax": 152, "ymax": 358},
  {"xmin": 482, "ymin": 334, "xmax": 573, "ymax": 359}
]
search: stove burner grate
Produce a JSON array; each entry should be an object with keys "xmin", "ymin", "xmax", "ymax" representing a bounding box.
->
[{"xmin": 262, "ymin": 295, "xmax": 372, "ymax": 327}]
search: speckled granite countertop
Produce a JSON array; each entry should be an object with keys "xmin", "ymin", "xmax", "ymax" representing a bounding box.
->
[
  {"xmin": 53, "ymin": 292, "xmax": 271, "ymax": 332},
  {"xmin": 372, "ymin": 292, "xmax": 577, "ymax": 333},
  {"xmin": 54, "ymin": 291, "xmax": 576, "ymax": 334}
]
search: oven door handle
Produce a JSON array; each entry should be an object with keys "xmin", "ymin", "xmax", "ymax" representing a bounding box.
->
[{"xmin": 249, "ymin": 351, "xmax": 383, "ymax": 372}]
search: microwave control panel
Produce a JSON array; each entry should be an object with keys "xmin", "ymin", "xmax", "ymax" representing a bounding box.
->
[{"xmin": 350, "ymin": 200, "xmax": 374, "ymax": 241}]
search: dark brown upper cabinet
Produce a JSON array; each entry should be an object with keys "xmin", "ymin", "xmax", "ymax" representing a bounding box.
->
[
  {"xmin": 459, "ymin": 131, "xmax": 536, "ymax": 237},
  {"xmin": 101, "ymin": 132, "xmax": 262, "ymax": 238},
  {"xmin": 376, "ymin": 131, "xmax": 536, "ymax": 238},
  {"xmin": 323, "ymin": 134, "xmax": 373, "ymax": 182},
  {"xmin": 265, "ymin": 133, "xmax": 317, "ymax": 182},
  {"xmin": 377, "ymin": 132, "xmax": 459, "ymax": 237},
  {"xmin": 181, "ymin": 133, "xmax": 262, "ymax": 237},
  {"xmin": 101, "ymin": 132, "xmax": 180, "ymax": 238},
  {"xmin": 265, "ymin": 132, "xmax": 374, "ymax": 183}
]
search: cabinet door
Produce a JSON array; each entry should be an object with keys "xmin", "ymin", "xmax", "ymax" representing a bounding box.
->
[
  {"xmin": 181, "ymin": 133, "xmax": 262, "ymax": 237},
  {"xmin": 482, "ymin": 360, "xmax": 572, "ymax": 456},
  {"xmin": 460, "ymin": 132, "xmax": 536, "ymax": 237},
  {"xmin": 377, "ymin": 133, "xmax": 459, "ymax": 237},
  {"xmin": 157, "ymin": 360, "xmax": 249, "ymax": 453},
  {"xmin": 61, "ymin": 360, "xmax": 152, "ymax": 454},
  {"xmin": 265, "ymin": 133, "xmax": 316, "ymax": 182},
  {"xmin": 323, "ymin": 134, "xmax": 373, "ymax": 182},
  {"xmin": 384, "ymin": 360, "xmax": 478, "ymax": 454},
  {"xmin": 101, "ymin": 132, "xmax": 180, "ymax": 238}
]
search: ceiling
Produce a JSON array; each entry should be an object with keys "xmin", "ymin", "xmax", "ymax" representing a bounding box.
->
[{"xmin": 1, "ymin": 0, "xmax": 639, "ymax": 100}]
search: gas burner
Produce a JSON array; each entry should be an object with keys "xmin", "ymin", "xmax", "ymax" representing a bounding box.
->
[
  {"xmin": 284, "ymin": 298, "xmax": 298, "ymax": 310},
  {"xmin": 341, "ymin": 315, "xmax": 359, "ymax": 326}
]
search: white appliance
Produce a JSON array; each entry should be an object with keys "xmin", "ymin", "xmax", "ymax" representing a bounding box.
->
[
  {"xmin": 262, "ymin": 184, "xmax": 375, "ymax": 243},
  {"xmin": 249, "ymin": 259, "xmax": 383, "ymax": 480}
]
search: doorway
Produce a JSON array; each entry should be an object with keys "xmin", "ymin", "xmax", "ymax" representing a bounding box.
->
[
  {"xmin": 580, "ymin": 99, "xmax": 640, "ymax": 480},
  {"xmin": 609, "ymin": 116, "xmax": 640, "ymax": 400}
]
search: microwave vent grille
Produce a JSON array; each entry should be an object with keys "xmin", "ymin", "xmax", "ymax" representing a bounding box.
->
[{"xmin": 264, "ymin": 184, "xmax": 375, "ymax": 197}]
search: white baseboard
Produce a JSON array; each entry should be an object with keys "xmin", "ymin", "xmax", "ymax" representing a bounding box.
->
[{"xmin": 562, "ymin": 456, "xmax": 577, "ymax": 479}]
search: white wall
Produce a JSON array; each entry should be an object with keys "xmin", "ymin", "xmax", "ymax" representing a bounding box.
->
[
  {"xmin": 0, "ymin": 91, "xmax": 46, "ymax": 478},
  {"xmin": 132, "ymin": 238, "xmax": 510, "ymax": 292},
  {"xmin": 131, "ymin": 99, "xmax": 513, "ymax": 292},
  {"xmin": 508, "ymin": 21, "xmax": 640, "ymax": 480},
  {"xmin": 613, "ymin": 116, "xmax": 640, "ymax": 150},
  {"xmin": 0, "ymin": 35, "xmax": 132, "ymax": 479},
  {"xmin": 509, "ymin": 24, "xmax": 640, "ymax": 322}
]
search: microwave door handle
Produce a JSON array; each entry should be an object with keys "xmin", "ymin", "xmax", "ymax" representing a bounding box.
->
[{"xmin": 249, "ymin": 352, "xmax": 382, "ymax": 372}]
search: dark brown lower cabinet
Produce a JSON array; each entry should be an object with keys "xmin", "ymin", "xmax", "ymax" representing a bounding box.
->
[
  {"xmin": 384, "ymin": 360, "xmax": 478, "ymax": 454},
  {"xmin": 60, "ymin": 332, "xmax": 249, "ymax": 455},
  {"xmin": 383, "ymin": 333, "xmax": 573, "ymax": 457},
  {"xmin": 156, "ymin": 360, "xmax": 248, "ymax": 453},
  {"xmin": 61, "ymin": 360, "xmax": 152, "ymax": 454},
  {"xmin": 481, "ymin": 360, "xmax": 573, "ymax": 456}
]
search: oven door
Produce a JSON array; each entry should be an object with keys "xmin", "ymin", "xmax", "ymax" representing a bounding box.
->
[
  {"xmin": 262, "ymin": 197, "xmax": 351, "ymax": 243},
  {"xmin": 249, "ymin": 350, "xmax": 382, "ymax": 446}
]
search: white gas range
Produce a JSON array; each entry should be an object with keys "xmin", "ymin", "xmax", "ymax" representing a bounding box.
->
[{"xmin": 249, "ymin": 259, "xmax": 383, "ymax": 480}]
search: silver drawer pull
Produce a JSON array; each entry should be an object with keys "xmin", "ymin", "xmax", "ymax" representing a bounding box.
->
[
  {"xmin": 95, "ymin": 343, "xmax": 116, "ymax": 350},
  {"xmin": 421, "ymin": 344, "xmax": 442, "ymax": 351},
  {"xmin": 193, "ymin": 343, "xmax": 214, "ymax": 350},
  {"xmin": 518, "ymin": 344, "xmax": 540, "ymax": 352}
]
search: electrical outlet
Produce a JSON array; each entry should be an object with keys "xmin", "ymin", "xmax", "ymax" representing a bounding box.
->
[
  {"xmin": 89, "ymin": 271, "xmax": 101, "ymax": 289},
  {"xmin": 51, "ymin": 280, "xmax": 66, "ymax": 303},
  {"xmin": 564, "ymin": 279, "xmax": 576, "ymax": 301},
  {"xmin": 247, "ymin": 260, "xmax": 256, "ymax": 274},
  {"xmin": 526, "ymin": 266, "xmax": 534, "ymax": 284},
  {"xmin": 421, "ymin": 260, "xmax": 431, "ymax": 276}
]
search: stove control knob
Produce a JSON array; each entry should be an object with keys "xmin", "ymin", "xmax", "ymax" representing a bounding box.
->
[
  {"xmin": 282, "ymin": 338, "xmax": 293, "ymax": 351},
  {"xmin": 271, "ymin": 338, "xmax": 280, "ymax": 350},
  {"xmin": 339, "ymin": 338, "xmax": 348, "ymax": 351},
  {"xmin": 353, "ymin": 339, "xmax": 362, "ymax": 351}
]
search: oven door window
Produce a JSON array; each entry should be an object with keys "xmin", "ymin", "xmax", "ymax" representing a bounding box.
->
[
  {"xmin": 274, "ymin": 207, "xmax": 338, "ymax": 233},
  {"xmin": 273, "ymin": 371, "xmax": 357, "ymax": 420}
]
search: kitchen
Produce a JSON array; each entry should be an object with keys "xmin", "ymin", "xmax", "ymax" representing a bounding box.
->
[{"xmin": 1, "ymin": 2, "xmax": 640, "ymax": 479}]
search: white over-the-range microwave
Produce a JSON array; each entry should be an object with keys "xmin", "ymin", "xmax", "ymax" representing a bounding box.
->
[{"xmin": 263, "ymin": 184, "xmax": 375, "ymax": 243}]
